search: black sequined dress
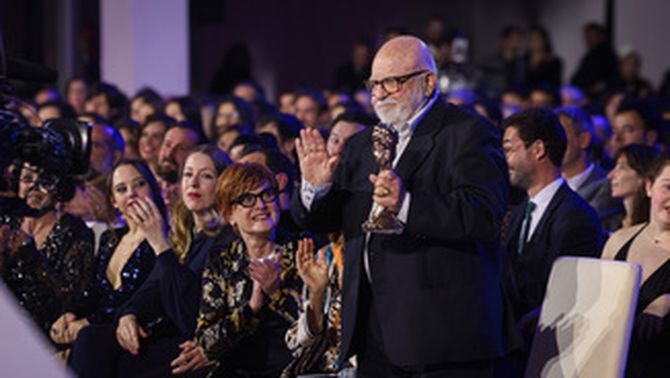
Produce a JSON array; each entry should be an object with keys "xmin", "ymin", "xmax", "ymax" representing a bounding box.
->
[
  {"xmin": 0, "ymin": 213, "xmax": 95, "ymax": 337},
  {"xmin": 68, "ymin": 227, "xmax": 155, "ymax": 324}
]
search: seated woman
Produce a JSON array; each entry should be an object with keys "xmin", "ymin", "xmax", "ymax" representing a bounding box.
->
[
  {"xmin": 50, "ymin": 160, "xmax": 166, "ymax": 346},
  {"xmin": 68, "ymin": 146, "xmax": 234, "ymax": 377},
  {"xmin": 602, "ymin": 151, "xmax": 670, "ymax": 376},
  {"xmin": 173, "ymin": 163, "xmax": 305, "ymax": 377},
  {"xmin": 283, "ymin": 233, "xmax": 351, "ymax": 378},
  {"xmin": 0, "ymin": 162, "xmax": 94, "ymax": 340},
  {"xmin": 607, "ymin": 144, "xmax": 659, "ymax": 230},
  {"xmin": 210, "ymin": 96, "xmax": 255, "ymax": 140}
]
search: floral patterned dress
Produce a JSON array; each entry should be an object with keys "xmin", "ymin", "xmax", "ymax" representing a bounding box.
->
[
  {"xmin": 282, "ymin": 243, "xmax": 349, "ymax": 377},
  {"xmin": 195, "ymin": 232, "xmax": 304, "ymax": 377}
]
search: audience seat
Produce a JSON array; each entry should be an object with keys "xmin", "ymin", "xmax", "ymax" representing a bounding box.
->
[{"xmin": 525, "ymin": 256, "xmax": 640, "ymax": 378}]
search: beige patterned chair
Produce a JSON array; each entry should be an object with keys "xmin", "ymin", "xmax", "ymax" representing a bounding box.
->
[{"xmin": 525, "ymin": 257, "xmax": 641, "ymax": 378}]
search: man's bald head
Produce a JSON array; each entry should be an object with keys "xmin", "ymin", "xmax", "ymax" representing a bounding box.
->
[
  {"xmin": 368, "ymin": 36, "xmax": 437, "ymax": 128},
  {"xmin": 372, "ymin": 36, "xmax": 437, "ymax": 78}
]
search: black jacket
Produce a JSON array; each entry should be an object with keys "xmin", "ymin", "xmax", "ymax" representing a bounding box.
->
[
  {"xmin": 503, "ymin": 183, "xmax": 603, "ymax": 321},
  {"xmin": 292, "ymin": 99, "xmax": 514, "ymax": 365}
]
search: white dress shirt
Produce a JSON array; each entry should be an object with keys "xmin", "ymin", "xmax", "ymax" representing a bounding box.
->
[
  {"xmin": 525, "ymin": 177, "xmax": 565, "ymax": 242},
  {"xmin": 300, "ymin": 90, "xmax": 439, "ymax": 281}
]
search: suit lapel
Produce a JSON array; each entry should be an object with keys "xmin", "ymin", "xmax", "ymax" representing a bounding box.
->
[
  {"xmin": 394, "ymin": 99, "xmax": 447, "ymax": 181},
  {"xmin": 576, "ymin": 164, "xmax": 606, "ymax": 195},
  {"xmin": 505, "ymin": 201, "xmax": 527, "ymax": 251},
  {"xmin": 358, "ymin": 129, "xmax": 378, "ymax": 176},
  {"xmin": 528, "ymin": 183, "xmax": 569, "ymax": 244}
]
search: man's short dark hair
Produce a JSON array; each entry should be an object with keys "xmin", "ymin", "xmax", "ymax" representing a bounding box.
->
[
  {"xmin": 38, "ymin": 100, "xmax": 77, "ymax": 119},
  {"xmin": 258, "ymin": 113, "xmax": 303, "ymax": 144},
  {"xmin": 616, "ymin": 97, "xmax": 661, "ymax": 133},
  {"xmin": 295, "ymin": 89, "xmax": 328, "ymax": 114},
  {"xmin": 239, "ymin": 147, "xmax": 296, "ymax": 196},
  {"xmin": 90, "ymin": 82, "xmax": 128, "ymax": 112},
  {"xmin": 503, "ymin": 108, "xmax": 567, "ymax": 167},
  {"xmin": 531, "ymin": 83, "xmax": 560, "ymax": 107},
  {"xmin": 230, "ymin": 133, "xmax": 275, "ymax": 153},
  {"xmin": 168, "ymin": 120, "xmax": 207, "ymax": 145},
  {"xmin": 142, "ymin": 113, "xmax": 177, "ymax": 130},
  {"xmin": 330, "ymin": 110, "xmax": 378, "ymax": 129}
]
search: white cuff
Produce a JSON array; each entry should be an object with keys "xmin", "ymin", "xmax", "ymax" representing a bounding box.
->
[
  {"xmin": 300, "ymin": 180, "xmax": 332, "ymax": 211},
  {"xmin": 397, "ymin": 191, "xmax": 411, "ymax": 223}
]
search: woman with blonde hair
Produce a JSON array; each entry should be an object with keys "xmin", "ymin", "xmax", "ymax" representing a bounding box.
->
[{"xmin": 69, "ymin": 146, "xmax": 234, "ymax": 377}]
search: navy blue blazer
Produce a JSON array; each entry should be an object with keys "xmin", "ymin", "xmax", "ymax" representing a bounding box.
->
[
  {"xmin": 117, "ymin": 226, "xmax": 235, "ymax": 338},
  {"xmin": 292, "ymin": 99, "xmax": 514, "ymax": 366},
  {"xmin": 503, "ymin": 183, "xmax": 603, "ymax": 321}
]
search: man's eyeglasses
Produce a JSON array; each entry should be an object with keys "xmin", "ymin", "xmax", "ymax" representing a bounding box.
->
[
  {"xmin": 364, "ymin": 70, "xmax": 429, "ymax": 95},
  {"xmin": 230, "ymin": 188, "xmax": 278, "ymax": 208}
]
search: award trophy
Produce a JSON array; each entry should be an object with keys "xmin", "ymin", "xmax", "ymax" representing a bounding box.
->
[{"xmin": 361, "ymin": 124, "xmax": 405, "ymax": 235}]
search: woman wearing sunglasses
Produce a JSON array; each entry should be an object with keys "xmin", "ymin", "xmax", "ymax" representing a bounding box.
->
[{"xmin": 0, "ymin": 162, "xmax": 94, "ymax": 340}]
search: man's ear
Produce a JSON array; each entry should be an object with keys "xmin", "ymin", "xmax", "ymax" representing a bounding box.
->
[
  {"xmin": 283, "ymin": 139, "xmax": 296, "ymax": 155},
  {"xmin": 646, "ymin": 129, "xmax": 659, "ymax": 146},
  {"xmin": 531, "ymin": 139, "xmax": 547, "ymax": 161},
  {"xmin": 113, "ymin": 150, "xmax": 123, "ymax": 165},
  {"xmin": 318, "ymin": 111, "xmax": 331, "ymax": 128},
  {"xmin": 578, "ymin": 131, "xmax": 592, "ymax": 150},
  {"xmin": 424, "ymin": 72, "xmax": 437, "ymax": 97},
  {"xmin": 275, "ymin": 172, "xmax": 289, "ymax": 192},
  {"xmin": 645, "ymin": 178, "xmax": 653, "ymax": 197}
]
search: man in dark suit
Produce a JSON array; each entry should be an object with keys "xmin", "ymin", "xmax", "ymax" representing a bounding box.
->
[
  {"xmin": 556, "ymin": 106, "xmax": 623, "ymax": 232},
  {"xmin": 292, "ymin": 36, "xmax": 513, "ymax": 377},
  {"xmin": 502, "ymin": 108, "xmax": 603, "ymax": 324}
]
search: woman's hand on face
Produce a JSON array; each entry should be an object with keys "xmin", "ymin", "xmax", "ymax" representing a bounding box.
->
[
  {"xmin": 170, "ymin": 340, "xmax": 214, "ymax": 374},
  {"xmin": 249, "ymin": 254, "xmax": 282, "ymax": 297},
  {"xmin": 296, "ymin": 238, "xmax": 328, "ymax": 295},
  {"xmin": 126, "ymin": 196, "xmax": 170, "ymax": 255},
  {"xmin": 116, "ymin": 314, "xmax": 148, "ymax": 355}
]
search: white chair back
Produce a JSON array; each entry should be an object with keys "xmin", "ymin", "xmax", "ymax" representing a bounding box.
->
[{"xmin": 525, "ymin": 257, "xmax": 640, "ymax": 378}]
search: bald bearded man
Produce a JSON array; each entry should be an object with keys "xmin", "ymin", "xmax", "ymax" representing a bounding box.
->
[{"xmin": 292, "ymin": 36, "xmax": 514, "ymax": 377}]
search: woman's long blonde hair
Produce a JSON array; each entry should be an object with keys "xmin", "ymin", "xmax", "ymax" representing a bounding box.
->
[{"xmin": 168, "ymin": 145, "xmax": 231, "ymax": 262}]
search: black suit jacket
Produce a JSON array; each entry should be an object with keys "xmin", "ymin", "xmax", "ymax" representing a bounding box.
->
[
  {"xmin": 292, "ymin": 100, "xmax": 513, "ymax": 366},
  {"xmin": 503, "ymin": 183, "xmax": 602, "ymax": 321}
]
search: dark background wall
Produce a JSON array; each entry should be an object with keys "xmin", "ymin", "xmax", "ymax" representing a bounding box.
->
[
  {"xmin": 190, "ymin": 0, "xmax": 535, "ymax": 98},
  {"xmin": 7, "ymin": 0, "xmax": 669, "ymax": 101}
]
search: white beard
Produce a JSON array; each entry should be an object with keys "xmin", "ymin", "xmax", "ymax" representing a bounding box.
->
[{"xmin": 373, "ymin": 86, "xmax": 426, "ymax": 128}]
